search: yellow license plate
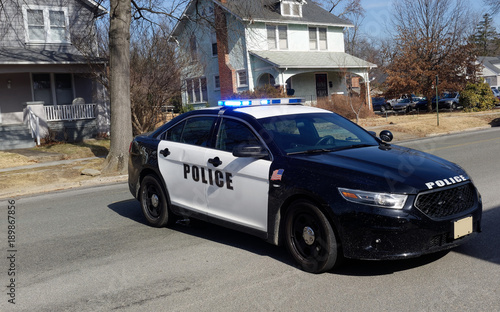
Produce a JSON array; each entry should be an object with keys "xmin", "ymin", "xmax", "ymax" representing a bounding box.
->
[{"xmin": 453, "ymin": 216, "xmax": 473, "ymax": 239}]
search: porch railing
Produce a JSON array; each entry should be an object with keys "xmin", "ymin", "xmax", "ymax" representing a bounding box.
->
[
  {"xmin": 26, "ymin": 106, "xmax": 41, "ymax": 146},
  {"xmin": 44, "ymin": 104, "xmax": 97, "ymax": 121}
]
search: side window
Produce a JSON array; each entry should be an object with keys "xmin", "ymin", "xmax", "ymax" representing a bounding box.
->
[
  {"xmin": 165, "ymin": 117, "xmax": 215, "ymax": 146},
  {"xmin": 165, "ymin": 121, "xmax": 185, "ymax": 142},
  {"xmin": 216, "ymin": 119, "xmax": 261, "ymax": 152}
]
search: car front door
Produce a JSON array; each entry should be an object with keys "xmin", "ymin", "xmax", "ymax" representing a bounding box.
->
[
  {"xmin": 157, "ymin": 116, "xmax": 216, "ymax": 215},
  {"xmin": 205, "ymin": 117, "xmax": 271, "ymax": 232}
]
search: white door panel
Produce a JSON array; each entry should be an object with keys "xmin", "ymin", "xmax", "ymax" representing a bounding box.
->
[
  {"xmin": 157, "ymin": 140, "xmax": 208, "ymax": 213},
  {"xmin": 205, "ymin": 150, "xmax": 271, "ymax": 232}
]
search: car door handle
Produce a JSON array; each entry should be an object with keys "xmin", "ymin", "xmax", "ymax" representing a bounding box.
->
[
  {"xmin": 208, "ymin": 156, "xmax": 222, "ymax": 167},
  {"xmin": 159, "ymin": 148, "xmax": 170, "ymax": 157}
]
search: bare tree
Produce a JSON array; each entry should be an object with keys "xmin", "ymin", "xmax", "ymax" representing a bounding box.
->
[
  {"xmin": 483, "ymin": 0, "xmax": 500, "ymax": 14},
  {"xmin": 383, "ymin": 0, "xmax": 479, "ymax": 110},
  {"xmin": 103, "ymin": 0, "xmax": 132, "ymax": 174},
  {"xmin": 103, "ymin": 0, "xmax": 189, "ymax": 173}
]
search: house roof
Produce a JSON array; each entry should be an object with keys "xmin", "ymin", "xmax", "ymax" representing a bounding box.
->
[
  {"xmin": 214, "ymin": 0, "xmax": 353, "ymax": 27},
  {"xmin": 249, "ymin": 50, "xmax": 376, "ymax": 69},
  {"xmin": 477, "ymin": 56, "xmax": 500, "ymax": 76},
  {"xmin": 81, "ymin": 0, "xmax": 108, "ymax": 16},
  {"xmin": 170, "ymin": 0, "xmax": 353, "ymax": 38},
  {"xmin": 0, "ymin": 47, "xmax": 106, "ymax": 65}
]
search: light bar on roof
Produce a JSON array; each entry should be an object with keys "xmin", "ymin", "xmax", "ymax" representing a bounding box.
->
[{"xmin": 218, "ymin": 98, "xmax": 303, "ymax": 107}]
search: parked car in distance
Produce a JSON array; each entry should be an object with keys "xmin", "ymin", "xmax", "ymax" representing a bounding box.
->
[
  {"xmin": 434, "ymin": 92, "xmax": 460, "ymax": 110},
  {"xmin": 392, "ymin": 98, "xmax": 413, "ymax": 113},
  {"xmin": 372, "ymin": 97, "xmax": 391, "ymax": 112},
  {"xmin": 491, "ymin": 87, "xmax": 500, "ymax": 101},
  {"xmin": 413, "ymin": 97, "xmax": 428, "ymax": 111}
]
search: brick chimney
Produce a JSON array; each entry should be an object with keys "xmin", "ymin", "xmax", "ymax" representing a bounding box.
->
[{"xmin": 215, "ymin": 2, "xmax": 236, "ymax": 99}]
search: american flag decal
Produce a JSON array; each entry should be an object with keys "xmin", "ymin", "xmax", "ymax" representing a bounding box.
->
[{"xmin": 271, "ymin": 169, "xmax": 284, "ymax": 181}]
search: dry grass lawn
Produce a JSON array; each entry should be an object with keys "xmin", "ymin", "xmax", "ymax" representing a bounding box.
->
[
  {"xmin": 357, "ymin": 111, "xmax": 500, "ymax": 138},
  {"xmin": 0, "ymin": 152, "xmax": 37, "ymax": 169}
]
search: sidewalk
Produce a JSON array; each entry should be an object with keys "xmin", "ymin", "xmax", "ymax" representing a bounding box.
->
[{"xmin": 0, "ymin": 150, "xmax": 127, "ymax": 199}]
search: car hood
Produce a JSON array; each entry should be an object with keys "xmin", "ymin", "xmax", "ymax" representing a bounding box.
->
[{"xmin": 287, "ymin": 145, "xmax": 468, "ymax": 194}]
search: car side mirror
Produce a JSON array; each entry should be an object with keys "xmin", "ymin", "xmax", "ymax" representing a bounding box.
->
[
  {"xmin": 232, "ymin": 144, "xmax": 269, "ymax": 158},
  {"xmin": 379, "ymin": 130, "xmax": 393, "ymax": 142}
]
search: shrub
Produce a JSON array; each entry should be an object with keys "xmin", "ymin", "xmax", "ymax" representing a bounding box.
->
[
  {"xmin": 227, "ymin": 85, "xmax": 287, "ymax": 99},
  {"xmin": 316, "ymin": 95, "xmax": 376, "ymax": 121},
  {"xmin": 460, "ymin": 82, "xmax": 498, "ymax": 112}
]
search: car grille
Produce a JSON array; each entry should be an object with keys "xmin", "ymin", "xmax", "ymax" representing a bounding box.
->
[{"xmin": 415, "ymin": 183, "xmax": 476, "ymax": 219}]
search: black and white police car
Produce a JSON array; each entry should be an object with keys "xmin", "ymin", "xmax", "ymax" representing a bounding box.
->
[{"xmin": 128, "ymin": 98, "xmax": 482, "ymax": 273}]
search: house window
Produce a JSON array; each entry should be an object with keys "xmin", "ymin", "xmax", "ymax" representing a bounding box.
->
[
  {"xmin": 32, "ymin": 73, "xmax": 74, "ymax": 105},
  {"xmin": 237, "ymin": 70, "xmax": 248, "ymax": 87},
  {"xmin": 309, "ymin": 27, "xmax": 327, "ymax": 50},
  {"xmin": 214, "ymin": 75, "xmax": 220, "ymax": 90},
  {"xmin": 23, "ymin": 5, "xmax": 69, "ymax": 43},
  {"xmin": 190, "ymin": 34, "xmax": 197, "ymax": 59},
  {"xmin": 211, "ymin": 33, "xmax": 218, "ymax": 56},
  {"xmin": 186, "ymin": 77, "xmax": 208, "ymax": 103},
  {"xmin": 281, "ymin": 1, "xmax": 302, "ymax": 17},
  {"xmin": 266, "ymin": 25, "xmax": 288, "ymax": 50}
]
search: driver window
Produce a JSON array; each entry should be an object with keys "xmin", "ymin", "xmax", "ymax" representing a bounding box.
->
[{"xmin": 216, "ymin": 119, "xmax": 260, "ymax": 152}]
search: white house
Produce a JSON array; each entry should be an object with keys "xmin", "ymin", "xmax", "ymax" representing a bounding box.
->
[
  {"xmin": 477, "ymin": 56, "xmax": 500, "ymax": 88},
  {"xmin": 0, "ymin": 0, "xmax": 108, "ymax": 150},
  {"xmin": 169, "ymin": 0, "xmax": 376, "ymax": 107}
]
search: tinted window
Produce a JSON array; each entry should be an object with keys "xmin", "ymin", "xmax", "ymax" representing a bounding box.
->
[
  {"xmin": 166, "ymin": 116, "xmax": 215, "ymax": 147},
  {"xmin": 216, "ymin": 118, "xmax": 261, "ymax": 152}
]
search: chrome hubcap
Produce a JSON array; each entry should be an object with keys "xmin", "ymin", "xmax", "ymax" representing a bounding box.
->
[
  {"xmin": 151, "ymin": 194, "xmax": 159, "ymax": 208},
  {"xmin": 302, "ymin": 226, "xmax": 315, "ymax": 245}
]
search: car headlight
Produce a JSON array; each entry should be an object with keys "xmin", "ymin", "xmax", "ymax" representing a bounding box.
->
[{"xmin": 338, "ymin": 188, "xmax": 407, "ymax": 209}]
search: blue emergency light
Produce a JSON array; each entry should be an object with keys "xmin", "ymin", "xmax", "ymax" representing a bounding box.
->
[{"xmin": 218, "ymin": 98, "xmax": 303, "ymax": 107}]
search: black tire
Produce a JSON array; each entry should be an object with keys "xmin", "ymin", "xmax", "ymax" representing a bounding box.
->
[
  {"xmin": 140, "ymin": 175, "xmax": 171, "ymax": 227},
  {"xmin": 380, "ymin": 105, "xmax": 386, "ymax": 113},
  {"xmin": 284, "ymin": 200, "xmax": 339, "ymax": 273}
]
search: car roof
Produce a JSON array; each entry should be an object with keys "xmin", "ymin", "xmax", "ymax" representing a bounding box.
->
[{"xmin": 223, "ymin": 104, "xmax": 330, "ymax": 119}]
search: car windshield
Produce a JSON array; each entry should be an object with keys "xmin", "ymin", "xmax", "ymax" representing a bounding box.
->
[{"xmin": 257, "ymin": 112, "xmax": 379, "ymax": 155}]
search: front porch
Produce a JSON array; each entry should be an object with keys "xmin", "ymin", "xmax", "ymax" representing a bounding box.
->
[
  {"xmin": 0, "ymin": 103, "xmax": 103, "ymax": 151},
  {"xmin": 248, "ymin": 50, "xmax": 376, "ymax": 106}
]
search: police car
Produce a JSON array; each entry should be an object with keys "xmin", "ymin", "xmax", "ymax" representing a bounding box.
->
[{"xmin": 128, "ymin": 98, "xmax": 482, "ymax": 273}]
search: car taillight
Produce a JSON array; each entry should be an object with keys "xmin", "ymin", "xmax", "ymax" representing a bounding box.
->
[{"xmin": 129, "ymin": 141, "xmax": 133, "ymax": 153}]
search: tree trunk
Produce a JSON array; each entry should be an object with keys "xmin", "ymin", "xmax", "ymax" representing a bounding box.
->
[{"xmin": 103, "ymin": 0, "xmax": 132, "ymax": 174}]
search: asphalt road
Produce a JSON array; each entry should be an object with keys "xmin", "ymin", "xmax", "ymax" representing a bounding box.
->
[{"xmin": 3, "ymin": 128, "xmax": 500, "ymax": 312}]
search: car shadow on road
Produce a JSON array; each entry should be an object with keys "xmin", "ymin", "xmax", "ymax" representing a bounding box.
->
[
  {"xmin": 107, "ymin": 198, "xmax": 151, "ymax": 226},
  {"xmin": 453, "ymin": 206, "xmax": 500, "ymax": 265},
  {"xmin": 108, "ymin": 199, "xmax": 499, "ymax": 276},
  {"xmin": 107, "ymin": 199, "xmax": 294, "ymax": 267}
]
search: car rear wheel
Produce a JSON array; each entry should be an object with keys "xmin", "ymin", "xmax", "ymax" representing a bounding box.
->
[
  {"xmin": 284, "ymin": 200, "xmax": 340, "ymax": 273},
  {"xmin": 140, "ymin": 175, "xmax": 171, "ymax": 227},
  {"xmin": 380, "ymin": 105, "xmax": 386, "ymax": 113}
]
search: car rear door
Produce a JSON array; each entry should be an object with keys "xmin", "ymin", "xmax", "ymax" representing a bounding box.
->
[
  {"xmin": 157, "ymin": 116, "xmax": 217, "ymax": 215},
  {"xmin": 205, "ymin": 117, "xmax": 271, "ymax": 232}
]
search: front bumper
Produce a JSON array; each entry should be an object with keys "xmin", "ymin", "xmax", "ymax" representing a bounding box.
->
[{"xmin": 336, "ymin": 195, "xmax": 482, "ymax": 260}]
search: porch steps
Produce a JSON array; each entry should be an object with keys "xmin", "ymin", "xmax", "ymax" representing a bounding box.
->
[{"xmin": 0, "ymin": 124, "xmax": 36, "ymax": 151}]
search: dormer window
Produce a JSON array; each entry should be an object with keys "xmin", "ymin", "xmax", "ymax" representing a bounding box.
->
[{"xmin": 281, "ymin": 0, "xmax": 303, "ymax": 17}]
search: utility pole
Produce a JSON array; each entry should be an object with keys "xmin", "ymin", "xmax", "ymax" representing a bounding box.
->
[{"xmin": 436, "ymin": 75, "xmax": 439, "ymax": 126}]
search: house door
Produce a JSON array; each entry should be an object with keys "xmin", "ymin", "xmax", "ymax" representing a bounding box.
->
[{"xmin": 315, "ymin": 74, "xmax": 328, "ymax": 98}]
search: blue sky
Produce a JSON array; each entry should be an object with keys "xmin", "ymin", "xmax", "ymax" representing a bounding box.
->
[{"xmin": 360, "ymin": 0, "xmax": 496, "ymax": 40}]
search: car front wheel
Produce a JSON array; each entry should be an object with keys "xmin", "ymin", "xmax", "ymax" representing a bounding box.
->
[
  {"xmin": 140, "ymin": 175, "xmax": 171, "ymax": 227},
  {"xmin": 284, "ymin": 200, "xmax": 340, "ymax": 273}
]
